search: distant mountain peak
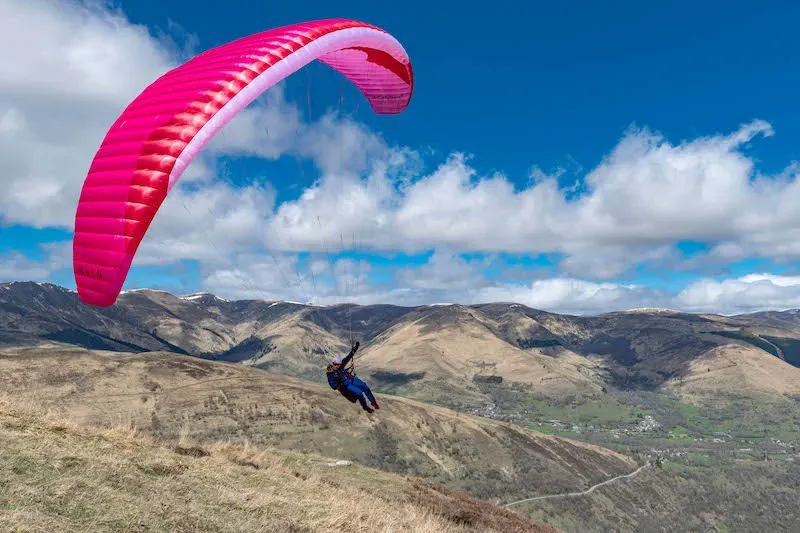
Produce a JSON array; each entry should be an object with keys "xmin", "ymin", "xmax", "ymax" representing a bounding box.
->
[
  {"xmin": 180, "ymin": 293, "xmax": 230, "ymax": 303},
  {"xmin": 119, "ymin": 288, "xmax": 175, "ymax": 296},
  {"xmin": 622, "ymin": 307, "xmax": 680, "ymax": 314},
  {"xmin": 1, "ymin": 281, "xmax": 72, "ymax": 291}
]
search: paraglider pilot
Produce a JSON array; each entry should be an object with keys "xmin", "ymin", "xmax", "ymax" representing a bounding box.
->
[{"xmin": 326, "ymin": 341, "xmax": 380, "ymax": 413}]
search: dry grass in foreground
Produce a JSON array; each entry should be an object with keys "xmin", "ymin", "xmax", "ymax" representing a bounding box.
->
[{"xmin": 0, "ymin": 396, "xmax": 559, "ymax": 533}]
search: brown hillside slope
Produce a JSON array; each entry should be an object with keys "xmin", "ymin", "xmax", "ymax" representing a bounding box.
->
[
  {"xmin": 665, "ymin": 342, "xmax": 800, "ymax": 398},
  {"xmin": 204, "ymin": 306, "xmax": 351, "ymax": 381},
  {"xmin": 116, "ymin": 291, "xmax": 351, "ymax": 378},
  {"xmin": 359, "ymin": 305, "xmax": 601, "ymax": 404},
  {"xmin": 0, "ymin": 396, "xmax": 560, "ymax": 533},
  {"xmin": 0, "ymin": 346, "xmax": 636, "ymax": 503}
]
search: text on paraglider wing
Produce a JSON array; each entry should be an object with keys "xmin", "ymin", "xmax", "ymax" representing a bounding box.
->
[{"xmin": 75, "ymin": 264, "xmax": 103, "ymax": 280}]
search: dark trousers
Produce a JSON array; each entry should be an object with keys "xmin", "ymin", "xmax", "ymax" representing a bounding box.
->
[{"xmin": 341, "ymin": 377, "xmax": 376, "ymax": 409}]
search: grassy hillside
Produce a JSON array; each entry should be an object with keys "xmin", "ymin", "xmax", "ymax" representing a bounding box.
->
[
  {"xmin": 516, "ymin": 456, "xmax": 799, "ymax": 533},
  {"xmin": 464, "ymin": 377, "xmax": 800, "ymax": 532},
  {"xmin": 0, "ymin": 346, "xmax": 636, "ymax": 504},
  {"xmin": 4, "ymin": 283, "xmax": 800, "ymax": 532},
  {"xmin": 4, "ymin": 347, "xmax": 798, "ymax": 532},
  {"xmin": 0, "ymin": 395, "xmax": 559, "ymax": 533}
]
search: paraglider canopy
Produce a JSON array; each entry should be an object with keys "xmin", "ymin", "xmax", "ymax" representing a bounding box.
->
[{"xmin": 72, "ymin": 19, "xmax": 414, "ymax": 307}]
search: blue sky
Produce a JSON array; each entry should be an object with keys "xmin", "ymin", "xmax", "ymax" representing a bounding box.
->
[
  {"xmin": 2, "ymin": 0, "xmax": 800, "ymax": 314},
  {"xmin": 117, "ymin": 0, "xmax": 800, "ymax": 178}
]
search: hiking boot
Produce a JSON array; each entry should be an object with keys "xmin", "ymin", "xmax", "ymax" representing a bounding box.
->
[
  {"xmin": 363, "ymin": 406, "xmax": 374, "ymax": 413},
  {"xmin": 372, "ymin": 401, "xmax": 380, "ymax": 410}
]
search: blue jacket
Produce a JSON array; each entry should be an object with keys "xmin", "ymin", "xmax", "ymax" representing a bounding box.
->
[{"xmin": 326, "ymin": 345, "xmax": 358, "ymax": 390}]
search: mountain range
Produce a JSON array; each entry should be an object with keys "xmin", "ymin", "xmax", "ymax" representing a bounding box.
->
[{"xmin": 3, "ymin": 281, "xmax": 800, "ymax": 404}]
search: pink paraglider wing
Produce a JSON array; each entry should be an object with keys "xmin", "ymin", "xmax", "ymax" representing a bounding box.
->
[{"xmin": 73, "ymin": 19, "xmax": 413, "ymax": 307}]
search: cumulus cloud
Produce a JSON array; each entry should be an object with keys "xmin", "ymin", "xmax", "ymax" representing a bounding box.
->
[
  {"xmin": 396, "ymin": 251, "xmax": 487, "ymax": 292},
  {"xmin": 199, "ymin": 251, "xmax": 800, "ymax": 316},
  {"xmin": 0, "ymin": 0, "xmax": 174, "ymax": 229},
  {"xmin": 265, "ymin": 147, "xmax": 418, "ymax": 252},
  {"xmin": 676, "ymin": 273, "xmax": 800, "ymax": 314},
  {"xmin": 475, "ymin": 278, "xmax": 666, "ymax": 316},
  {"xmin": 204, "ymin": 85, "xmax": 303, "ymax": 161},
  {"xmin": 134, "ymin": 182, "xmax": 278, "ymax": 267},
  {"xmin": 263, "ymin": 120, "xmax": 800, "ymax": 282},
  {"xmin": 0, "ymin": 242, "xmax": 71, "ymax": 282},
  {"xmin": 121, "ymin": 237, "xmax": 800, "ymax": 316},
  {"xmin": 201, "ymin": 253, "xmax": 308, "ymax": 302},
  {"xmin": 573, "ymin": 121, "xmax": 775, "ymax": 246},
  {"xmin": 0, "ymin": 253, "xmax": 55, "ymax": 282},
  {"xmin": 196, "ymin": 249, "xmax": 665, "ymax": 314}
]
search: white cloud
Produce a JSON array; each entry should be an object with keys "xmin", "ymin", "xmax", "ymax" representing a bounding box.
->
[
  {"xmin": 474, "ymin": 278, "xmax": 664, "ymax": 315},
  {"xmin": 295, "ymin": 113, "xmax": 401, "ymax": 176},
  {"xmin": 559, "ymin": 245, "xmax": 677, "ymax": 279},
  {"xmin": 396, "ymin": 120, "xmax": 796, "ymax": 266},
  {"xmin": 261, "ymin": 119, "xmax": 800, "ymax": 282},
  {"xmin": 0, "ymin": 253, "xmax": 54, "ymax": 282},
  {"xmin": 0, "ymin": 0, "xmax": 175, "ymax": 229},
  {"xmin": 200, "ymin": 251, "xmax": 800, "ymax": 316},
  {"xmin": 676, "ymin": 273, "xmax": 800, "ymax": 314},
  {"xmin": 572, "ymin": 121, "xmax": 774, "ymax": 247},
  {"xmin": 133, "ymin": 182, "xmax": 277, "ymax": 267},
  {"xmin": 265, "ymin": 150, "xmax": 415, "ymax": 252},
  {"xmin": 393, "ymin": 153, "xmax": 568, "ymax": 252},
  {"xmin": 204, "ymin": 85, "xmax": 303, "ymax": 161},
  {"xmin": 201, "ymin": 253, "xmax": 307, "ymax": 302},
  {"xmin": 740, "ymin": 273, "xmax": 800, "ymax": 287},
  {"xmin": 199, "ymin": 251, "xmax": 800, "ymax": 316},
  {"xmin": 196, "ymin": 249, "xmax": 666, "ymax": 314},
  {"xmin": 198, "ymin": 250, "xmax": 371, "ymax": 306},
  {"xmin": 397, "ymin": 250, "xmax": 486, "ymax": 291},
  {"xmin": 0, "ymin": 242, "xmax": 71, "ymax": 282}
]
